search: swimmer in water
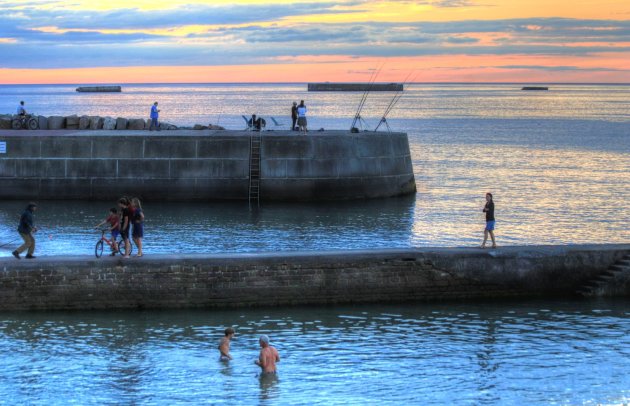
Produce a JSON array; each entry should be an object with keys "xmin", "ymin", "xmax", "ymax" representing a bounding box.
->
[
  {"xmin": 254, "ymin": 334, "xmax": 280, "ymax": 374},
  {"xmin": 219, "ymin": 327, "xmax": 235, "ymax": 361}
]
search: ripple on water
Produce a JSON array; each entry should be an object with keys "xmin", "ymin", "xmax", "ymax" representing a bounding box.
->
[{"xmin": 0, "ymin": 301, "xmax": 629, "ymax": 404}]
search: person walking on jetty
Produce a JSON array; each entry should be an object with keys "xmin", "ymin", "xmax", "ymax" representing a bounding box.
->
[
  {"xmin": 297, "ymin": 100, "xmax": 307, "ymax": 133},
  {"xmin": 480, "ymin": 192, "xmax": 496, "ymax": 248},
  {"xmin": 255, "ymin": 335, "xmax": 280, "ymax": 374},
  {"xmin": 12, "ymin": 202, "xmax": 38, "ymax": 259},
  {"xmin": 291, "ymin": 101, "xmax": 298, "ymax": 131},
  {"xmin": 118, "ymin": 197, "xmax": 132, "ymax": 258},
  {"xmin": 95, "ymin": 207, "xmax": 121, "ymax": 255},
  {"xmin": 131, "ymin": 197, "xmax": 144, "ymax": 257},
  {"xmin": 149, "ymin": 101, "xmax": 161, "ymax": 131},
  {"xmin": 219, "ymin": 327, "xmax": 235, "ymax": 361}
]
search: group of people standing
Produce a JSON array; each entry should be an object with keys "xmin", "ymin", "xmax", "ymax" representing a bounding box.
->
[
  {"xmin": 95, "ymin": 197, "xmax": 145, "ymax": 257},
  {"xmin": 11, "ymin": 198, "xmax": 145, "ymax": 260},
  {"xmin": 291, "ymin": 100, "xmax": 308, "ymax": 133}
]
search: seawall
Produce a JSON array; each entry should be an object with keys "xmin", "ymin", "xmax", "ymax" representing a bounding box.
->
[
  {"xmin": 0, "ymin": 130, "xmax": 416, "ymax": 201},
  {"xmin": 0, "ymin": 245, "xmax": 629, "ymax": 311}
]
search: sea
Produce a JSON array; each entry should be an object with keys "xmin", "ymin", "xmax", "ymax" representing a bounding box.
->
[
  {"xmin": 0, "ymin": 83, "xmax": 629, "ymax": 405},
  {"xmin": 0, "ymin": 83, "xmax": 629, "ymax": 255}
]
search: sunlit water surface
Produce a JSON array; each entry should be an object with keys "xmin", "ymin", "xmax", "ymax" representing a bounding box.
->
[
  {"xmin": 0, "ymin": 84, "xmax": 629, "ymax": 255},
  {"xmin": 0, "ymin": 300, "xmax": 629, "ymax": 405}
]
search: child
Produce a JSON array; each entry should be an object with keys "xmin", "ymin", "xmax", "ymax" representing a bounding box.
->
[
  {"xmin": 218, "ymin": 327, "xmax": 235, "ymax": 361},
  {"xmin": 95, "ymin": 207, "xmax": 120, "ymax": 255},
  {"xmin": 131, "ymin": 197, "xmax": 145, "ymax": 257}
]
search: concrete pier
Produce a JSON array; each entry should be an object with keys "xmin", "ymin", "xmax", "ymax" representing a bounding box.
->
[
  {"xmin": 0, "ymin": 244, "xmax": 628, "ymax": 311},
  {"xmin": 0, "ymin": 130, "xmax": 416, "ymax": 201}
]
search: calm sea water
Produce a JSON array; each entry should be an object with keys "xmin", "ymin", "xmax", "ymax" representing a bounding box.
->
[
  {"xmin": 0, "ymin": 83, "xmax": 629, "ymax": 255},
  {"xmin": 0, "ymin": 84, "xmax": 629, "ymax": 404},
  {"xmin": 0, "ymin": 300, "xmax": 629, "ymax": 405}
]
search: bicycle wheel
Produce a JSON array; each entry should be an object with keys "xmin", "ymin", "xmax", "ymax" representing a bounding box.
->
[
  {"xmin": 118, "ymin": 239, "xmax": 133, "ymax": 256},
  {"xmin": 95, "ymin": 240, "xmax": 104, "ymax": 258},
  {"xmin": 11, "ymin": 119, "xmax": 21, "ymax": 130},
  {"xmin": 27, "ymin": 117, "xmax": 39, "ymax": 130}
]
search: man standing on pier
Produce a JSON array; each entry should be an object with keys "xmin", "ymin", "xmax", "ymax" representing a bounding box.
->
[
  {"xmin": 149, "ymin": 101, "xmax": 160, "ymax": 131},
  {"xmin": 12, "ymin": 202, "xmax": 38, "ymax": 259},
  {"xmin": 291, "ymin": 101, "xmax": 298, "ymax": 131}
]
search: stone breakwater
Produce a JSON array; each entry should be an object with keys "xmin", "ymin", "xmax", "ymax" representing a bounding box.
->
[
  {"xmin": 0, "ymin": 114, "xmax": 224, "ymax": 131},
  {"xmin": 0, "ymin": 130, "xmax": 416, "ymax": 201},
  {"xmin": 0, "ymin": 245, "xmax": 628, "ymax": 311}
]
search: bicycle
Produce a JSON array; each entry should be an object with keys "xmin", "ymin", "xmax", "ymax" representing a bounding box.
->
[
  {"xmin": 95, "ymin": 229, "xmax": 130, "ymax": 258},
  {"xmin": 11, "ymin": 114, "xmax": 39, "ymax": 130}
]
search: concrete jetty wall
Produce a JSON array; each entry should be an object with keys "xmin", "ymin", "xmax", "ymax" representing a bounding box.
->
[
  {"xmin": 0, "ymin": 245, "xmax": 628, "ymax": 311},
  {"xmin": 0, "ymin": 130, "xmax": 416, "ymax": 201}
]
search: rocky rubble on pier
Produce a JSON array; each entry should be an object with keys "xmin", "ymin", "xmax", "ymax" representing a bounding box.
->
[{"xmin": 0, "ymin": 114, "xmax": 225, "ymax": 131}]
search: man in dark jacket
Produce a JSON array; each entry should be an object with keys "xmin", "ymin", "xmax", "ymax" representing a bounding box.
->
[
  {"xmin": 13, "ymin": 202, "xmax": 38, "ymax": 259},
  {"xmin": 291, "ymin": 102, "xmax": 298, "ymax": 131}
]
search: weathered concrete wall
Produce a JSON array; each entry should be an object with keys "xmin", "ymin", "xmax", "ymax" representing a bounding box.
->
[
  {"xmin": 0, "ymin": 245, "xmax": 628, "ymax": 311},
  {"xmin": 0, "ymin": 130, "xmax": 416, "ymax": 201}
]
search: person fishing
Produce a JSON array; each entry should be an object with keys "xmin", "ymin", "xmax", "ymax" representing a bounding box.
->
[{"xmin": 12, "ymin": 202, "xmax": 38, "ymax": 259}]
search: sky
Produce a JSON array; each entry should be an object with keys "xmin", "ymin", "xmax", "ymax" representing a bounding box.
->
[{"xmin": 0, "ymin": 0, "xmax": 629, "ymax": 83}]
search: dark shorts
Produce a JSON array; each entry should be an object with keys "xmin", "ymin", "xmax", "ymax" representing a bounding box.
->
[
  {"xmin": 111, "ymin": 229, "xmax": 120, "ymax": 239},
  {"xmin": 297, "ymin": 117, "xmax": 307, "ymax": 126},
  {"xmin": 132, "ymin": 223, "xmax": 144, "ymax": 238}
]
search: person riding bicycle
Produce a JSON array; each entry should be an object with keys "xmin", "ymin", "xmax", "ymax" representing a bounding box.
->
[
  {"xmin": 95, "ymin": 207, "xmax": 120, "ymax": 255},
  {"xmin": 17, "ymin": 101, "xmax": 26, "ymax": 116}
]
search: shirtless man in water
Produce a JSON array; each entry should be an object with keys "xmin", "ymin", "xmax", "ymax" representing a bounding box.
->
[
  {"xmin": 254, "ymin": 335, "xmax": 280, "ymax": 374},
  {"xmin": 218, "ymin": 327, "xmax": 235, "ymax": 361}
]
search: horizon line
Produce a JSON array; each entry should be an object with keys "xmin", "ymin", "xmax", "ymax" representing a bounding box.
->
[{"xmin": 1, "ymin": 81, "xmax": 629, "ymax": 86}]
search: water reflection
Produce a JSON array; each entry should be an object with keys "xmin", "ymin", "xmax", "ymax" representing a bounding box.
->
[{"xmin": 259, "ymin": 373, "xmax": 280, "ymax": 404}]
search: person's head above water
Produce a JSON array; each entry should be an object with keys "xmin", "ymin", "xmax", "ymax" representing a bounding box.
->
[{"xmin": 259, "ymin": 335, "xmax": 270, "ymax": 347}]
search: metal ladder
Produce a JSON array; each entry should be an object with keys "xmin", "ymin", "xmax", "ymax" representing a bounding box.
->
[{"xmin": 248, "ymin": 133, "xmax": 261, "ymax": 209}]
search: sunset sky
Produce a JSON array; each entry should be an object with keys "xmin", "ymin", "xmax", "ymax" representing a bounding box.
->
[{"xmin": 0, "ymin": 0, "xmax": 628, "ymax": 83}]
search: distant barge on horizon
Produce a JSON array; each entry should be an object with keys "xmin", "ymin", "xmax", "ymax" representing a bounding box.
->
[
  {"xmin": 521, "ymin": 86, "xmax": 549, "ymax": 91},
  {"xmin": 76, "ymin": 86, "xmax": 122, "ymax": 93},
  {"xmin": 308, "ymin": 83, "xmax": 403, "ymax": 92}
]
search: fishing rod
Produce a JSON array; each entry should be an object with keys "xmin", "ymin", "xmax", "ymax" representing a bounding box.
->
[
  {"xmin": 350, "ymin": 63, "xmax": 384, "ymax": 131},
  {"xmin": 374, "ymin": 72, "xmax": 417, "ymax": 132}
]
